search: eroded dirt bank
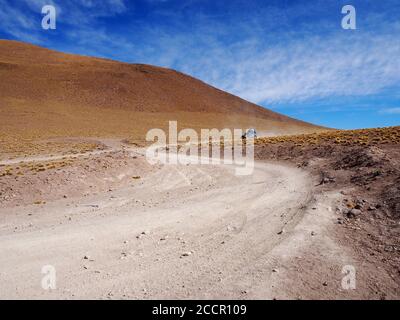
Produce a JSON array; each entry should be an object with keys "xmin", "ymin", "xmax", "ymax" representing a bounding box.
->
[{"xmin": 255, "ymin": 128, "xmax": 400, "ymax": 299}]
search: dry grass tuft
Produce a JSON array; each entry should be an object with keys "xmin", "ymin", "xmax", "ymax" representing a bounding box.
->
[
  {"xmin": 256, "ymin": 126, "xmax": 400, "ymax": 147},
  {"xmin": 0, "ymin": 139, "xmax": 105, "ymax": 161}
]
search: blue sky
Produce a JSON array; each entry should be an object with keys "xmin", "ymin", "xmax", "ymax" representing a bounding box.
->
[{"xmin": 0, "ymin": 0, "xmax": 399, "ymax": 129}]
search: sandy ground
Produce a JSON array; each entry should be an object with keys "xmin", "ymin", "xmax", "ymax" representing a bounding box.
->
[{"xmin": 0, "ymin": 140, "xmax": 397, "ymax": 299}]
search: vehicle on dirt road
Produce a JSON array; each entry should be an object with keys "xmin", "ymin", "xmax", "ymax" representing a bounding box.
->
[{"xmin": 242, "ymin": 128, "xmax": 257, "ymax": 139}]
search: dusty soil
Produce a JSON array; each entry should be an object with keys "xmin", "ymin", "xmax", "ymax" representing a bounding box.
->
[
  {"xmin": 0, "ymin": 129, "xmax": 398, "ymax": 300},
  {"xmin": 255, "ymin": 127, "xmax": 400, "ymax": 299}
]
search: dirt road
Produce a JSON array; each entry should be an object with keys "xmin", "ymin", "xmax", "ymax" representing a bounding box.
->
[{"xmin": 0, "ymin": 146, "xmax": 365, "ymax": 299}]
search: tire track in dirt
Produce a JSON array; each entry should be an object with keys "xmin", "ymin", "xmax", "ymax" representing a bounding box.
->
[{"xmin": 0, "ymin": 147, "xmax": 322, "ymax": 299}]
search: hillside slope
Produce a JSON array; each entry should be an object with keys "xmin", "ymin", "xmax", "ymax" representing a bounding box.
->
[{"xmin": 0, "ymin": 40, "xmax": 324, "ymax": 145}]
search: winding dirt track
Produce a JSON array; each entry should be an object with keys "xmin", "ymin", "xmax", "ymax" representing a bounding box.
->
[{"xmin": 0, "ymin": 146, "xmax": 331, "ymax": 299}]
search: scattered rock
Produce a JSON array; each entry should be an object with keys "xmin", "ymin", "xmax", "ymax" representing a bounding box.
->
[
  {"xmin": 277, "ymin": 229, "xmax": 285, "ymax": 235},
  {"xmin": 120, "ymin": 252, "xmax": 129, "ymax": 260},
  {"xmin": 324, "ymin": 177, "xmax": 335, "ymax": 184},
  {"xmin": 347, "ymin": 209, "xmax": 362, "ymax": 218},
  {"xmin": 181, "ymin": 251, "xmax": 193, "ymax": 258},
  {"xmin": 137, "ymin": 231, "xmax": 150, "ymax": 239}
]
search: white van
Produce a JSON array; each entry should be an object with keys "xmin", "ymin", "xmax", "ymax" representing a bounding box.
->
[{"xmin": 242, "ymin": 128, "xmax": 257, "ymax": 139}]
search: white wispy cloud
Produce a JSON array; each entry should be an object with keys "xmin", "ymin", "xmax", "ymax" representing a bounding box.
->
[
  {"xmin": 200, "ymin": 30, "xmax": 400, "ymax": 105},
  {"xmin": 0, "ymin": 0, "xmax": 128, "ymax": 34},
  {"xmin": 1, "ymin": 0, "xmax": 399, "ymax": 112},
  {"xmin": 0, "ymin": 0, "xmax": 129, "ymax": 47},
  {"xmin": 0, "ymin": 0, "xmax": 42, "ymax": 42},
  {"xmin": 150, "ymin": 34, "xmax": 399, "ymax": 107},
  {"xmin": 23, "ymin": 0, "xmax": 127, "ymax": 16},
  {"xmin": 380, "ymin": 108, "xmax": 400, "ymax": 115},
  {"xmin": 116, "ymin": 1, "xmax": 400, "ymax": 107}
]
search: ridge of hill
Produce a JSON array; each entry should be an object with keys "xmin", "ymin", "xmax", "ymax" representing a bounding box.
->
[{"xmin": 0, "ymin": 40, "xmax": 325, "ymax": 150}]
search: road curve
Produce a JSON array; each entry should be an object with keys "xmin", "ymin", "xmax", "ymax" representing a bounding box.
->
[{"xmin": 0, "ymin": 152, "xmax": 314, "ymax": 299}]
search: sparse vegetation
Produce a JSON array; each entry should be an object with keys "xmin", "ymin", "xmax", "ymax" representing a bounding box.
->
[
  {"xmin": 0, "ymin": 138, "xmax": 105, "ymax": 161},
  {"xmin": 255, "ymin": 126, "xmax": 400, "ymax": 147},
  {"xmin": 0, "ymin": 158, "xmax": 77, "ymax": 178}
]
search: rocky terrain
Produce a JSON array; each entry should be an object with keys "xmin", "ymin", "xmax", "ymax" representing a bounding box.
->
[{"xmin": 255, "ymin": 126, "xmax": 400, "ymax": 299}]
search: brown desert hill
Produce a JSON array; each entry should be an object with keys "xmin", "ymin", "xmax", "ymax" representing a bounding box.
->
[{"xmin": 0, "ymin": 40, "xmax": 325, "ymax": 153}]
